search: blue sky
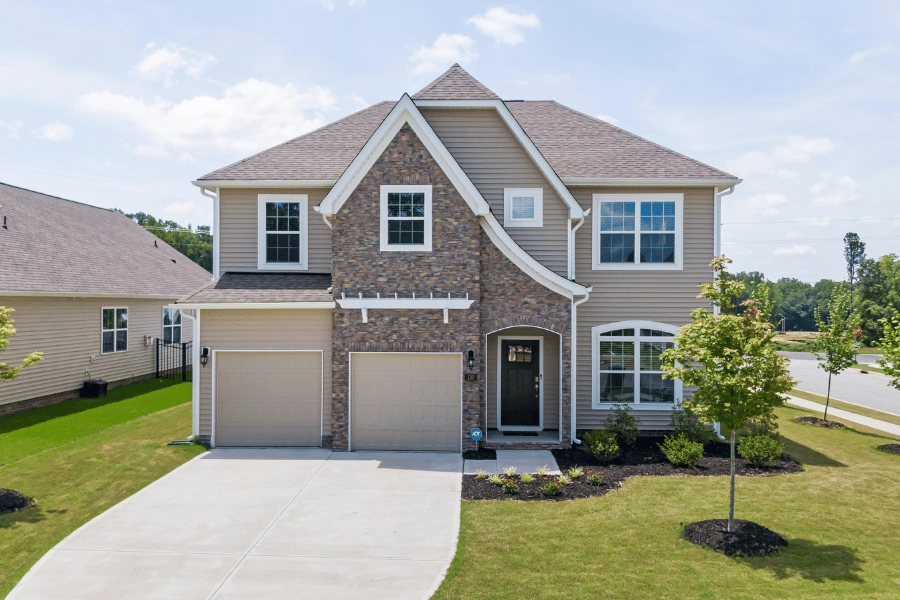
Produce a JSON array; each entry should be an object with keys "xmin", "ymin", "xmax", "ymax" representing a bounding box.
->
[{"xmin": 1, "ymin": 1, "xmax": 898, "ymax": 282}]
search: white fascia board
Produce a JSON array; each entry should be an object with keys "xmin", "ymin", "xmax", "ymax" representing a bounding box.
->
[
  {"xmin": 562, "ymin": 177, "xmax": 743, "ymax": 188},
  {"xmin": 193, "ymin": 180, "xmax": 336, "ymax": 190},
  {"xmin": 173, "ymin": 302, "xmax": 335, "ymax": 310},
  {"xmin": 479, "ymin": 213, "xmax": 588, "ymax": 299},
  {"xmin": 319, "ymin": 95, "xmax": 491, "ymax": 217},
  {"xmin": 336, "ymin": 298, "xmax": 473, "ymax": 310},
  {"xmin": 0, "ymin": 290, "xmax": 181, "ymax": 300},
  {"xmin": 414, "ymin": 99, "xmax": 585, "ymax": 220}
]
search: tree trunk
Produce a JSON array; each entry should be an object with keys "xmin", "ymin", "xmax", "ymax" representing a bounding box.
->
[
  {"xmin": 728, "ymin": 429, "xmax": 736, "ymax": 533},
  {"xmin": 824, "ymin": 371, "xmax": 832, "ymax": 421}
]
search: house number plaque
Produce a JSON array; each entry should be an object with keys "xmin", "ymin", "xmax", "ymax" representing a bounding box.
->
[{"xmin": 464, "ymin": 373, "xmax": 478, "ymax": 382}]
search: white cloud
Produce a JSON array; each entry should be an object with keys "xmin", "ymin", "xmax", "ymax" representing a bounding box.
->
[
  {"xmin": 727, "ymin": 136, "xmax": 834, "ymax": 176},
  {"xmin": 77, "ymin": 78, "xmax": 336, "ymax": 154},
  {"xmin": 776, "ymin": 168, "xmax": 799, "ymax": 179},
  {"xmin": 33, "ymin": 121, "xmax": 74, "ymax": 141},
  {"xmin": 0, "ymin": 119, "xmax": 22, "ymax": 138},
  {"xmin": 773, "ymin": 245, "xmax": 816, "ymax": 256},
  {"xmin": 410, "ymin": 34, "xmax": 478, "ymax": 75},
  {"xmin": 135, "ymin": 44, "xmax": 216, "ymax": 86},
  {"xmin": 162, "ymin": 200, "xmax": 208, "ymax": 222},
  {"xmin": 344, "ymin": 93, "xmax": 369, "ymax": 111},
  {"xmin": 835, "ymin": 174, "xmax": 858, "ymax": 189},
  {"xmin": 772, "ymin": 137, "xmax": 835, "ymax": 163},
  {"xmin": 809, "ymin": 172, "xmax": 859, "ymax": 207},
  {"xmin": 848, "ymin": 43, "xmax": 895, "ymax": 64},
  {"xmin": 595, "ymin": 113, "xmax": 620, "ymax": 126},
  {"xmin": 744, "ymin": 192, "xmax": 788, "ymax": 217},
  {"xmin": 316, "ymin": 0, "xmax": 335, "ymax": 9},
  {"xmin": 132, "ymin": 143, "xmax": 169, "ymax": 157},
  {"xmin": 468, "ymin": 7, "xmax": 540, "ymax": 45},
  {"xmin": 347, "ymin": 0, "xmax": 366, "ymax": 5}
]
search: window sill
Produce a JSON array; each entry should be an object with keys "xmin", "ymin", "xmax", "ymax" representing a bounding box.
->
[
  {"xmin": 379, "ymin": 244, "xmax": 433, "ymax": 252},
  {"xmin": 591, "ymin": 402, "xmax": 677, "ymax": 410},
  {"xmin": 257, "ymin": 263, "xmax": 309, "ymax": 271},
  {"xmin": 591, "ymin": 262, "xmax": 683, "ymax": 271}
]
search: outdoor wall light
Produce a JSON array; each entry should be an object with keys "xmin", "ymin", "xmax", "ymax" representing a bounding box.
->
[
  {"xmin": 200, "ymin": 346, "xmax": 210, "ymax": 367},
  {"xmin": 467, "ymin": 350, "xmax": 475, "ymax": 369}
]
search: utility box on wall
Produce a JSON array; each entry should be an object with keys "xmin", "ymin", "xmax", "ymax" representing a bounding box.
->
[{"xmin": 80, "ymin": 379, "xmax": 108, "ymax": 398}]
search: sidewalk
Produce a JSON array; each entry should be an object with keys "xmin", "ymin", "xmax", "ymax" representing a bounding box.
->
[{"xmin": 785, "ymin": 395, "xmax": 900, "ymax": 437}]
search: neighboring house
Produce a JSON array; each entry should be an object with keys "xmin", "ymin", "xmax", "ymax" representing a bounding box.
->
[
  {"xmin": 181, "ymin": 65, "xmax": 740, "ymax": 451},
  {"xmin": 0, "ymin": 183, "xmax": 213, "ymax": 416}
]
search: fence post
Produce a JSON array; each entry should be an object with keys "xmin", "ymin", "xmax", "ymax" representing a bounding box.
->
[
  {"xmin": 182, "ymin": 342, "xmax": 187, "ymax": 381},
  {"xmin": 155, "ymin": 338, "xmax": 160, "ymax": 378}
]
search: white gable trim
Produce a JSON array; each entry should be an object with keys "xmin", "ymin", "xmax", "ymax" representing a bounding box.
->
[
  {"xmin": 414, "ymin": 99, "xmax": 586, "ymax": 220},
  {"xmin": 316, "ymin": 95, "xmax": 490, "ymax": 217}
]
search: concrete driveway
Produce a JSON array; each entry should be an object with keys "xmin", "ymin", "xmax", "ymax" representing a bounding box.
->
[{"xmin": 9, "ymin": 449, "xmax": 462, "ymax": 600}]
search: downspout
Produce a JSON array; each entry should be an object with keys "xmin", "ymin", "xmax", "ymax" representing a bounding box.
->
[
  {"xmin": 568, "ymin": 209, "xmax": 589, "ymax": 280},
  {"xmin": 179, "ymin": 309, "xmax": 201, "ymax": 440},
  {"xmin": 571, "ymin": 289, "xmax": 592, "ymax": 444}
]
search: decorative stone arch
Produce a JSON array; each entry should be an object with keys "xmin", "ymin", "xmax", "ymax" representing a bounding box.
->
[{"xmin": 482, "ymin": 315, "xmax": 566, "ymax": 337}]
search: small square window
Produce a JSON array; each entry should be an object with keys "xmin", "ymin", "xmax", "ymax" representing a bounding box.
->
[
  {"xmin": 504, "ymin": 188, "xmax": 543, "ymax": 227},
  {"xmin": 380, "ymin": 186, "xmax": 432, "ymax": 251}
]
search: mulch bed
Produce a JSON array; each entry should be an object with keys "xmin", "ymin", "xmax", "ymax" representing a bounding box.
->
[
  {"xmin": 794, "ymin": 416, "xmax": 847, "ymax": 429},
  {"xmin": 0, "ymin": 489, "xmax": 35, "ymax": 513},
  {"xmin": 462, "ymin": 448, "xmax": 496, "ymax": 460},
  {"xmin": 462, "ymin": 438, "xmax": 799, "ymax": 502},
  {"xmin": 877, "ymin": 444, "xmax": 900, "ymax": 455},
  {"xmin": 683, "ymin": 519, "xmax": 787, "ymax": 556}
]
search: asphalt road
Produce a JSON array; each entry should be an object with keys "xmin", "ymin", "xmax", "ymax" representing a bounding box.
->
[{"xmin": 782, "ymin": 352, "xmax": 900, "ymax": 416}]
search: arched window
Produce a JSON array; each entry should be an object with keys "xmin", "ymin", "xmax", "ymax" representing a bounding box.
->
[{"xmin": 591, "ymin": 321, "xmax": 682, "ymax": 409}]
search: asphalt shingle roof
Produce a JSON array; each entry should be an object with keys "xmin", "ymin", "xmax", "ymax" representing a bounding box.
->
[
  {"xmin": 412, "ymin": 64, "xmax": 500, "ymax": 100},
  {"xmin": 0, "ymin": 183, "xmax": 213, "ymax": 297},
  {"xmin": 177, "ymin": 272, "xmax": 332, "ymax": 304}
]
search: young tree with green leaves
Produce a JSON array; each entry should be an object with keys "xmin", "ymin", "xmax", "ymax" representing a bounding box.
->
[
  {"xmin": 812, "ymin": 288, "xmax": 861, "ymax": 420},
  {"xmin": 876, "ymin": 310, "xmax": 900, "ymax": 391},
  {"xmin": 1, "ymin": 307, "xmax": 43, "ymax": 381},
  {"xmin": 662, "ymin": 257, "xmax": 793, "ymax": 533}
]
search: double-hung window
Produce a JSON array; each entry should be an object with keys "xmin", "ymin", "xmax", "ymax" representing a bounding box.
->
[
  {"xmin": 102, "ymin": 308, "xmax": 128, "ymax": 354},
  {"xmin": 503, "ymin": 188, "xmax": 543, "ymax": 227},
  {"xmin": 257, "ymin": 194, "xmax": 308, "ymax": 270},
  {"xmin": 380, "ymin": 185, "xmax": 432, "ymax": 251},
  {"xmin": 163, "ymin": 307, "xmax": 181, "ymax": 343},
  {"xmin": 592, "ymin": 322, "xmax": 682, "ymax": 408},
  {"xmin": 592, "ymin": 194, "xmax": 683, "ymax": 269}
]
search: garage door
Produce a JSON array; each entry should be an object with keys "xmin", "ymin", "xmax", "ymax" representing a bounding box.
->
[
  {"xmin": 351, "ymin": 353, "xmax": 461, "ymax": 451},
  {"xmin": 216, "ymin": 352, "xmax": 322, "ymax": 447}
]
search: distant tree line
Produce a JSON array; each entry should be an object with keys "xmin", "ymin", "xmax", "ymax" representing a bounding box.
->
[{"xmin": 118, "ymin": 211, "xmax": 213, "ymax": 273}]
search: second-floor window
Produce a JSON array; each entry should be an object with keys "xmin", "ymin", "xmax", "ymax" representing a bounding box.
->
[
  {"xmin": 592, "ymin": 193, "xmax": 683, "ymax": 270},
  {"xmin": 380, "ymin": 185, "xmax": 432, "ymax": 252},
  {"xmin": 504, "ymin": 188, "xmax": 543, "ymax": 228},
  {"xmin": 258, "ymin": 194, "xmax": 308, "ymax": 270}
]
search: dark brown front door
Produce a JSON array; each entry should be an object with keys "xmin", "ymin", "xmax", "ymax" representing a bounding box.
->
[{"xmin": 500, "ymin": 340, "xmax": 540, "ymax": 427}]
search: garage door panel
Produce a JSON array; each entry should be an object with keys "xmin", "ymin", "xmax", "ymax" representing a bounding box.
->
[
  {"xmin": 216, "ymin": 352, "xmax": 322, "ymax": 447},
  {"xmin": 351, "ymin": 354, "xmax": 461, "ymax": 452}
]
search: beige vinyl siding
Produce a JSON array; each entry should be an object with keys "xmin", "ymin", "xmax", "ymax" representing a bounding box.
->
[
  {"xmin": 420, "ymin": 107, "xmax": 569, "ymax": 276},
  {"xmin": 486, "ymin": 327, "xmax": 560, "ymax": 430},
  {"xmin": 198, "ymin": 308, "xmax": 332, "ymax": 439},
  {"xmin": 0, "ymin": 297, "xmax": 186, "ymax": 407},
  {"xmin": 573, "ymin": 187, "xmax": 715, "ymax": 430},
  {"xmin": 218, "ymin": 188, "xmax": 332, "ymax": 273}
]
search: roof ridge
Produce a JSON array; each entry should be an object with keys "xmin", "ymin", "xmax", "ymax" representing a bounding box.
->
[
  {"xmin": 412, "ymin": 68, "xmax": 456, "ymax": 99},
  {"xmin": 412, "ymin": 64, "xmax": 499, "ymax": 100}
]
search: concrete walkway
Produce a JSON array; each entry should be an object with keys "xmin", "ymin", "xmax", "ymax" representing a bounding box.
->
[
  {"xmin": 786, "ymin": 395, "xmax": 900, "ymax": 437},
  {"xmin": 9, "ymin": 449, "xmax": 462, "ymax": 600},
  {"xmin": 464, "ymin": 449, "xmax": 561, "ymax": 475}
]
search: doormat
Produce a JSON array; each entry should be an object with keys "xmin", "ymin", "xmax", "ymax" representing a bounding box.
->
[{"xmin": 503, "ymin": 431, "xmax": 539, "ymax": 437}]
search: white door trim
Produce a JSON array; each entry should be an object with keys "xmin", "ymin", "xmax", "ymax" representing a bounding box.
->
[
  {"xmin": 497, "ymin": 336, "xmax": 544, "ymax": 432},
  {"xmin": 211, "ymin": 349, "xmax": 324, "ymax": 448},
  {"xmin": 348, "ymin": 351, "xmax": 463, "ymax": 452}
]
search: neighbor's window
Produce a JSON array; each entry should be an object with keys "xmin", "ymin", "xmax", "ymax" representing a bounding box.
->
[
  {"xmin": 163, "ymin": 308, "xmax": 181, "ymax": 343},
  {"xmin": 592, "ymin": 194, "xmax": 683, "ymax": 269},
  {"xmin": 380, "ymin": 185, "xmax": 432, "ymax": 251},
  {"xmin": 592, "ymin": 323, "xmax": 682, "ymax": 407},
  {"xmin": 503, "ymin": 188, "xmax": 543, "ymax": 227},
  {"xmin": 257, "ymin": 194, "xmax": 308, "ymax": 270},
  {"xmin": 102, "ymin": 308, "xmax": 128, "ymax": 354}
]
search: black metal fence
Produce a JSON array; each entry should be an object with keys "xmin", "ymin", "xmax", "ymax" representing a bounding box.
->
[{"xmin": 156, "ymin": 339, "xmax": 192, "ymax": 381}]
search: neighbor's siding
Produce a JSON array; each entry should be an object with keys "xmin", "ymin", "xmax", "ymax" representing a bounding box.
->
[
  {"xmin": 486, "ymin": 327, "xmax": 560, "ymax": 430},
  {"xmin": 0, "ymin": 297, "xmax": 187, "ymax": 408},
  {"xmin": 198, "ymin": 308, "xmax": 333, "ymax": 440},
  {"xmin": 573, "ymin": 187, "xmax": 716, "ymax": 430},
  {"xmin": 420, "ymin": 107, "xmax": 570, "ymax": 276},
  {"xmin": 218, "ymin": 188, "xmax": 332, "ymax": 273}
]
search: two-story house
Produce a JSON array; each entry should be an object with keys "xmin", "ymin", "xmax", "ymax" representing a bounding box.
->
[{"xmin": 177, "ymin": 65, "xmax": 740, "ymax": 452}]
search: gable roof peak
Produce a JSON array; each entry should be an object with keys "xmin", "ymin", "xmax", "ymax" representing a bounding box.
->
[{"xmin": 412, "ymin": 64, "xmax": 500, "ymax": 101}]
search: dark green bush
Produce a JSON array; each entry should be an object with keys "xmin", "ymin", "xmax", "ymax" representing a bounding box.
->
[
  {"xmin": 583, "ymin": 429, "xmax": 620, "ymax": 463},
  {"xmin": 502, "ymin": 479, "xmax": 519, "ymax": 495},
  {"xmin": 604, "ymin": 403, "xmax": 640, "ymax": 447},
  {"xmin": 671, "ymin": 406, "xmax": 715, "ymax": 444},
  {"xmin": 585, "ymin": 470, "xmax": 605, "ymax": 486},
  {"xmin": 738, "ymin": 434, "xmax": 784, "ymax": 467},
  {"xmin": 541, "ymin": 481, "xmax": 561, "ymax": 496},
  {"xmin": 660, "ymin": 434, "xmax": 705, "ymax": 468}
]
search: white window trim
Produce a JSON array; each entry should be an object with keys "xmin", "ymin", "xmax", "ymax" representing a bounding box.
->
[
  {"xmin": 101, "ymin": 307, "xmax": 128, "ymax": 355},
  {"xmin": 162, "ymin": 307, "xmax": 182, "ymax": 344},
  {"xmin": 257, "ymin": 194, "xmax": 309, "ymax": 271},
  {"xmin": 379, "ymin": 185, "xmax": 433, "ymax": 252},
  {"xmin": 591, "ymin": 320, "xmax": 683, "ymax": 410},
  {"xmin": 592, "ymin": 193, "xmax": 684, "ymax": 270},
  {"xmin": 496, "ymin": 335, "xmax": 544, "ymax": 431},
  {"xmin": 503, "ymin": 188, "xmax": 543, "ymax": 228}
]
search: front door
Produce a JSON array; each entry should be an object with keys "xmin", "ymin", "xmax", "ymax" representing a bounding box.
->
[{"xmin": 500, "ymin": 339, "xmax": 541, "ymax": 428}]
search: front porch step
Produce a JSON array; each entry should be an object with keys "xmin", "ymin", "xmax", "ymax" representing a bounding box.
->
[{"xmin": 481, "ymin": 429, "xmax": 567, "ymax": 450}]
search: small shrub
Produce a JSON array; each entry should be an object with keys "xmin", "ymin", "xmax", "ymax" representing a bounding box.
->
[
  {"xmin": 541, "ymin": 481, "xmax": 561, "ymax": 496},
  {"xmin": 671, "ymin": 406, "xmax": 715, "ymax": 445},
  {"xmin": 520, "ymin": 473, "xmax": 534, "ymax": 484},
  {"xmin": 503, "ymin": 479, "xmax": 519, "ymax": 495},
  {"xmin": 604, "ymin": 403, "xmax": 640, "ymax": 447},
  {"xmin": 585, "ymin": 470, "xmax": 605, "ymax": 486},
  {"xmin": 660, "ymin": 434, "xmax": 705, "ymax": 468},
  {"xmin": 567, "ymin": 466, "xmax": 584, "ymax": 479},
  {"xmin": 503, "ymin": 466, "xmax": 518, "ymax": 477},
  {"xmin": 583, "ymin": 429, "xmax": 621, "ymax": 463},
  {"xmin": 475, "ymin": 469, "xmax": 487, "ymax": 479},
  {"xmin": 487, "ymin": 473, "xmax": 503, "ymax": 486},
  {"xmin": 738, "ymin": 434, "xmax": 784, "ymax": 467},
  {"xmin": 742, "ymin": 412, "xmax": 780, "ymax": 438},
  {"xmin": 556, "ymin": 474, "xmax": 571, "ymax": 486},
  {"xmin": 536, "ymin": 465, "xmax": 549, "ymax": 477}
]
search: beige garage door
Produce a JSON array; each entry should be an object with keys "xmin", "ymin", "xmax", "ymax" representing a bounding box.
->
[
  {"xmin": 351, "ymin": 353, "xmax": 461, "ymax": 451},
  {"xmin": 216, "ymin": 352, "xmax": 321, "ymax": 447}
]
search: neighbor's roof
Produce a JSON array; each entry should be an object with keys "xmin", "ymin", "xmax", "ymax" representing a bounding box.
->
[
  {"xmin": 198, "ymin": 65, "xmax": 736, "ymax": 183},
  {"xmin": 0, "ymin": 182, "xmax": 212, "ymax": 298},
  {"xmin": 177, "ymin": 272, "xmax": 332, "ymax": 304}
]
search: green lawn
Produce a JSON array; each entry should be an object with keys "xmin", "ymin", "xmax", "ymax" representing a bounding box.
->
[
  {"xmin": 789, "ymin": 388, "xmax": 900, "ymax": 427},
  {"xmin": 435, "ymin": 406, "xmax": 900, "ymax": 599},
  {"xmin": 851, "ymin": 363, "xmax": 886, "ymax": 375},
  {"xmin": 0, "ymin": 381, "xmax": 204, "ymax": 597}
]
